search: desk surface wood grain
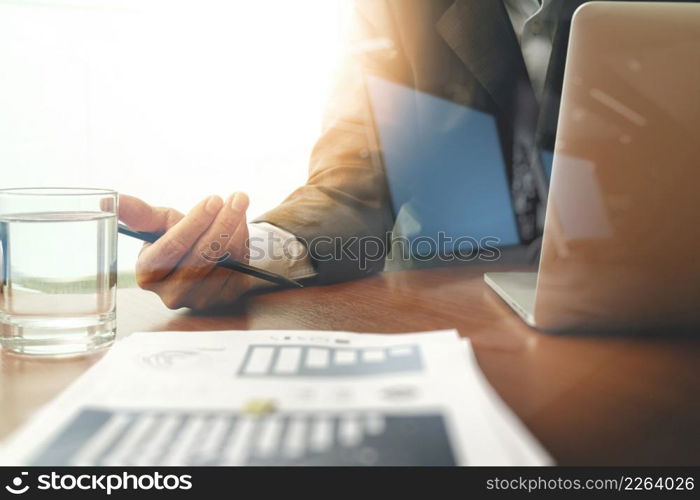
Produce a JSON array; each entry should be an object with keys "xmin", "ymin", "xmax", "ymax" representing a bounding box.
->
[{"xmin": 1, "ymin": 266, "xmax": 698, "ymax": 465}]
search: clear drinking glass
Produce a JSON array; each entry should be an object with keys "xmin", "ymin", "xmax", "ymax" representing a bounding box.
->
[{"xmin": 0, "ymin": 188, "xmax": 117, "ymax": 356}]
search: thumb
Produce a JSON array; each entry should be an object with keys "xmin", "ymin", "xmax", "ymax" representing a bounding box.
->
[{"xmin": 118, "ymin": 194, "xmax": 184, "ymax": 232}]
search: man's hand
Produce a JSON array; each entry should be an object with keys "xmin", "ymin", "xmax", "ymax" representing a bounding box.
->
[{"xmin": 119, "ymin": 193, "xmax": 251, "ymax": 310}]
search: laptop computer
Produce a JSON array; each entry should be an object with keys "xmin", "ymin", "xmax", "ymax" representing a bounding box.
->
[{"xmin": 485, "ymin": 1, "xmax": 700, "ymax": 332}]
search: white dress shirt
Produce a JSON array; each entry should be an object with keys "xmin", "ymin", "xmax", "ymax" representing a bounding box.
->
[
  {"xmin": 248, "ymin": 0, "xmax": 555, "ymax": 285},
  {"xmin": 503, "ymin": 0, "xmax": 553, "ymax": 102},
  {"xmin": 247, "ymin": 222, "xmax": 316, "ymax": 286}
]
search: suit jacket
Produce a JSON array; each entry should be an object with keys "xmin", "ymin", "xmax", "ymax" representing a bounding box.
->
[{"xmin": 255, "ymin": 0, "xmax": 677, "ymax": 284}]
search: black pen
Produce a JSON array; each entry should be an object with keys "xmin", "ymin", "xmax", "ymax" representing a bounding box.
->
[{"xmin": 117, "ymin": 223, "xmax": 303, "ymax": 288}]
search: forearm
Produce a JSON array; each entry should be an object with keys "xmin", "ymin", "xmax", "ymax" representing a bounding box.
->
[{"xmin": 254, "ymin": 0, "xmax": 402, "ymax": 283}]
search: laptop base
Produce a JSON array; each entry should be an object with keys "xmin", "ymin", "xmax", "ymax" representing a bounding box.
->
[{"xmin": 484, "ymin": 272, "xmax": 537, "ymax": 327}]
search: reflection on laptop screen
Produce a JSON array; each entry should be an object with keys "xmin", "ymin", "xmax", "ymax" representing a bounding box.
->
[{"xmin": 367, "ymin": 76, "xmax": 520, "ymax": 257}]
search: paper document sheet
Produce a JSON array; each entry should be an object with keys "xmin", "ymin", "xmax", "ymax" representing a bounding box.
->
[{"xmin": 0, "ymin": 330, "xmax": 551, "ymax": 466}]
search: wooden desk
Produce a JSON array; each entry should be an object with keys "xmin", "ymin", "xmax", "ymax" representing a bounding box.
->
[{"xmin": 1, "ymin": 267, "xmax": 698, "ymax": 465}]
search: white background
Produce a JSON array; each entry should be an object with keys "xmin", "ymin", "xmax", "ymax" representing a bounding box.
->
[{"xmin": 0, "ymin": 0, "xmax": 349, "ymax": 270}]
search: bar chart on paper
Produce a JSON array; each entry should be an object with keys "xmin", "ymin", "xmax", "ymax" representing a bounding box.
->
[
  {"xmin": 236, "ymin": 344, "xmax": 424, "ymax": 377},
  {"xmin": 29, "ymin": 408, "xmax": 457, "ymax": 466}
]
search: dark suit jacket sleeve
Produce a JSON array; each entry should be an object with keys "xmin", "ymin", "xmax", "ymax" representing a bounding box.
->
[{"xmin": 254, "ymin": 1, "xmax": 402, "ymax": 284}]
